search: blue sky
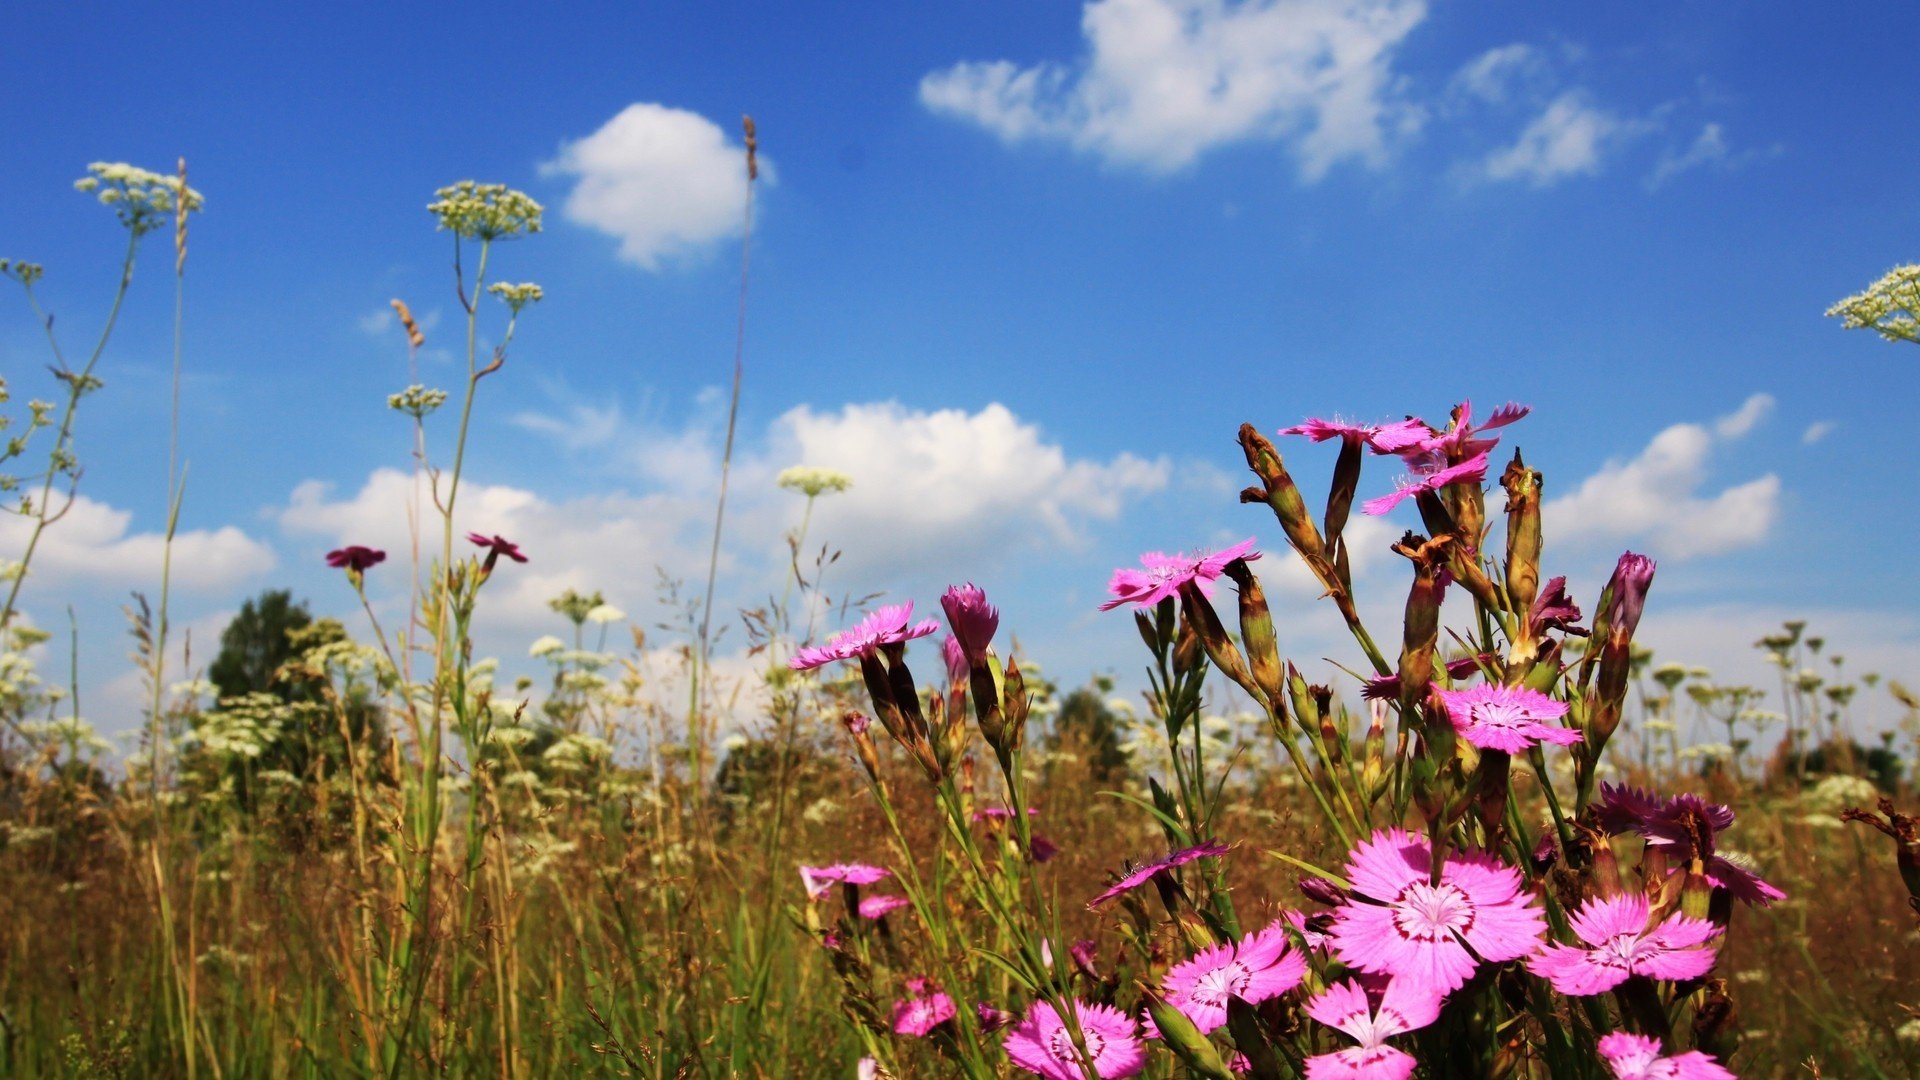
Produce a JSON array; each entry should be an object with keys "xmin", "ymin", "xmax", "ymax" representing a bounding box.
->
[{"xmin": 2, "ymin": 1, "xmax": 1916, "ymax": 738}]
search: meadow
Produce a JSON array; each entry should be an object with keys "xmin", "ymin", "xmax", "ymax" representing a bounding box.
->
[{"xmin": 1, "ymin": 161, "xmax": 1917, "ymax": 1080}]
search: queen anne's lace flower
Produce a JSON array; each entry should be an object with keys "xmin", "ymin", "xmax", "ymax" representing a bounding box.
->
[
  {"xmin": 428, "ymin": 181, "xmax": 542, "ymax": 240},
  {"xmin": 1529, "ymin": 894, "xmax": 1720, "ymax": 995},
  {"xmin": 1003, "ymin": 999, "xmax": 1145, "ymax": 1080},
  {"xmin": 776, "ymin": 465, "xmax": 853, "ymax": 497},
  {"xmin": 1329, "ymin": 829, "xmax": 1545, "ymax": 995},
  {"xmin": 1302, "ymin": 976, "xmax": 1442, "ymax": 1080},
  {"xmin": 1161, "ymin": 919, "xmax": 1306, "ymax": 1034}
]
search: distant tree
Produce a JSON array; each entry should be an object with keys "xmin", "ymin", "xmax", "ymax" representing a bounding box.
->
[
  {"xmin": 208, "ymin": 589, "xmax": 312, "ymax": 701},
  {"xmin": 1052, "ymin": 686, "xmax": 1130, "ymax": 781}
]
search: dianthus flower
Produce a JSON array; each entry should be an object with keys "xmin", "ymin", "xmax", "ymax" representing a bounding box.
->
[
  {"xmin": 858, "ymin": 894, "xmax": 911, "ymax": 919},
  {"xmin": 1278, "ymin": 417, "xmax": 1385, "ymax": 447},
  {"xmin": 891, "ymin": 980, "xmax": 957, "ymax": 1037},
  {"xmin": 325, "ymin": 545, "xmax": 386, "ymax": 574},
  {"xmin": 798, "ymin": 862, "xmax": 891, "ymax": 900},
  {"xmin": 1362, "ymin": 655, "xmax": 1490, "ymax": 701},
  {"xmin": 1370, "ymin": 399, "xmax": 1530, "ymax": 462},
  {"xmin": 1436, "ymin": 683, "xmax": 1581, "ymax": 753},
  {"xmin": 1528, "ymin": 893, "xmax": 1720, "ymax": 995},
  {"xmin": 787, "ymin": 602, "xmax": 940, "ymax": 671},
  {"xmin": 1597, "ymin": 1032, "xmax": 1736, "ymax": 1080},
  {"xmin": 1361, "ymin": 451, "xmax": 1491, "ymax": 516},
  {"xmin": 1087, "ymin": 840, "xmax": 1230, "ymax": 909},
  {"xmin": 1529, "ymin": 576, "xmax": 1584, "ymax": 637},
  {"xmin": 941, "ymin": 582, "xmax": 999, "ymax": 663},
  {"xmin": 1161, "ymin": 919, "xmax": 1307, "ymax": 1034},
  {"xmin": 1329, "ymin": 829, "xmax": 1545, "ymax": 995},
  {"xmin": 1596, "ymin": 785, "xmax": 1786, "ymax": 906},
  {"xmin": 466, "ymin": 532, "xmax": 528, "ymax": 569},
  {"xmin": 1099, "ymin": 538, "xmax": 1259, "ymax": 611},
  {"xmin": 1302, "ymin": 975, "xmax": 1443, "ymax": 1080},
  {"xmin": 1003, "ymin": 999, "xmax": 1146, "ymax": 1080}
]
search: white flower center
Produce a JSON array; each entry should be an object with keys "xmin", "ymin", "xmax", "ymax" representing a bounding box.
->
[{"xmin": 1392, "ymin": 881, "xmax": 1475, "ymax": 941}]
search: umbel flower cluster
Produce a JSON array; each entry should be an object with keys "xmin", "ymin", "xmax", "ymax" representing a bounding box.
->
[
  {"xmin": 73, "ymin": 161, "xmax": 204, "ymax": 235},
  {"xmin": 788, "ymin": 400, "xmax": 1769, "ymax": 1079}
]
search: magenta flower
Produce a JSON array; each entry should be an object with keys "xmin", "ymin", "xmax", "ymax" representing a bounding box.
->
[
  {"xmin": 1528, "ymin": 893, "xmax": 1720, "ymax": 995},
  {"xmin": 1162, "ymin": 919, "xmax": 1307, "ymax": 1034},
  {"xmin": 1329, "ymin": 829, "xmax": 1545, "ymax": 995},
  {"xmin": 1604, "ymin": 552, "xmax": 1657, "ymax": 637},
  {"xmin": 325, "ymin": 545, "xmax": 386, "ymax": 573},
  {"xmin": 1099, "ymin": 538, "xmax": 1260, "ymax": 612},
  {"xmin": 1529, "ymin": 576, "xmax": 1584, "ymax": 637},
  {"xmin": 1597, "ymin": 1032, "xmax": 1737, "ymax": 1080},
  {"xmin": 1596, "ymin": 785, "xmax": 1786, "ymax": 906},
  {"xmin": 1279, "ymin": 417, "xmax": 1383, "ymax": 447},
  {"xmin": 787, "ymin": 601, "xmax": 941, "ymax": 671},
  {"xmin": 1302, "ymin": 976, "xmax": 1443, "ymax": 1080},
  {"xmin": 1436, "ymin": 683, "xmax": 1581, "ymax": 753},
  {"xmin": 798, "ymin": 862, "xmax": 892, "ymax": 900},
  {"xmin": 1361, "ymin": 655, "xmax": 1489, "ymax": 701},
  {"xmin": 1003, "ymin": 999, "xmax": 1146, "ymax": 1080},
  {"xmin": 941, "ymin": 635, "xmax": 968, "ymax": 685},
  {"xmin": 466, "ymin": 532, "xmax": 528, "ymax": 564},
  {"xmin": 941, "ymin": 582, "xmax": 999, "ymax": 663},
  {"xmin": 976, "ymin": 1001, "xmax": 1015, "ymax": 1033},
  {"xmin": 857, "ymin": 894, "xmax": 911, "ymax": 920},
  {"xmin": 972, "ymin": 806, "xmax": 1040, "ymax": 822},
  {"xmin": 891, "ymin": 983, "xmax": 957, "ymax": 1037},
  {"xmin": 1284, "ymin": 909, "xmax": 1331, "ymax": 951},
  {"xmin": 1362, "ymin": 451, "xmax": 1491, "ymax": 516},
  {"xmin": 1372, "ymin": 400, "xmax": 1530, "ymax": 462},
  {"xmin": 1087, "ymin": 840, "xmax": 1230, "ymax": 909}
]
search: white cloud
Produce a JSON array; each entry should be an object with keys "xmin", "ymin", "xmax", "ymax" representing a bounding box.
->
[
  {"xmin": 1479, "ymin": 91, "xmax": 1638, "ymax": 187},
  {"xmin": 1544, "ymin": 396, "xmax": 1781, "ymax": 561},
  {"xmin": 918, "ymin": 0, "xmax": 1429, "ymax": 177},
  {"xmin": 1645, "ymin": 123, "xmax": 1780, "ymax": 189},
  {"xmin": 541, "ymin": 103, "xmax": 765, "ymax": 269},
  {"xmin": 1801, "ymin": 420, "xmax": 1835, "ymax": 446},
  {"xmin": 0, "ymin": 493, "xmax": 275, "ymax": 592},
  {"xmin": 1447, "ymin": 43, "xmax": 1544, "ymax": 105}
]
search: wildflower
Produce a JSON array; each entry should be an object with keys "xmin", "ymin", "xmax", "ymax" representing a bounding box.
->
[
  {"xmin": 1362, "ymin": 655, "xmax": 1489, "ymax": 701},
  {"xmin": 1099, "ymin": 538, "xmax": 1259, "ymax": 611},
  {"xmin": 1595, "ymin": 1032, "xmax": 1736, "ymax": 1080},
  {"xmin": 387, "ymin": 384, "xmax": 448, "ymax": 419},
  {"xmin": 1827, "ymin": 264, "xmax": 1920, "ymax": 344},
  {"xmin": 1528, "ymin": 894, "xmax": 1720, "ymax": 995},
  {"xmin": 467, "ymin": 532, "xmax": 528, "ymax": 572},
  {"xmin": 1361, "ymin": 451, "xmax": 1491, "ymax": 516},
  {"xmin": 428, "ymin": 181, "xmax": 542, "ymax": 240},
  {"xmin": 1529, "ymin": 576, "xmax": 1584, "ymax": 637},
  {"xmin": 1003, "ymin": 999, "xmax": 1146, "ymax": 1080},
  {"xmin": 972, "ymin": 806, "xmax": 1040, "ymax": 822},
  {"xmin": 1087, "ymin": 840, "xmax": 1230, "ymax": 909},
  {"xmin": 798, "ymin": 862, "xmax": 892, "ymax": 900},
  {"xmin": 891, "ymin": 980, "xmax": 957, "ymax": 1036},
  {"xmin": 941, "ymin": 582, "xmax": 999, "ymax": 664},
  {"xmin": 941, "ymin": 635, "xmax": 969, "ymax": 685},
  {"xmin": 776, "ymin": 464, "xmax": 853, "ymax": 497},
  {"xmin": 977, "ymin": 1002, "xmax": 1015, "ymax": 1033},
  {"xmin": 1278, "ymin": 417, "xmax": 1385, "ymax": 447},
  {"xmin": 787, "ymin": 602, "xmax": 940, "ymax": 671},
  {"xmin": 324, "ymin": 545, "xmax": 386, "ymax": 574},
  {"xmin": 1329, "ymin": 828, "xmax": 1545, "ymax": 995},
  {"xmin": 585, "ymin": 603, "xmax": 626, "ymax": 624},
  {"xmin": 1372, "ymin": 400, "xmax": 1531, "ymax": 462},
  {"xmin": 74, "ymin": 162, "xmax": 204, "ymax": 235},
  {"xmin": 1604, "ymin": 553, "xmax": 1657, "ymax": 638},
  {"xmin": 1436, "ymin": 683, "xmax": 1581, "ymax": 753},
  {"xmin": 487, "ymin": 281, "xmax": 544, "ymax": 312},
  {"xmin": 1302, "ymin": 975, "xmax": 1443, "ymax": 1080},
  {"xmin": 0, "ymin": 260, "xmax": 45, "ymax": 287},
  {"xmin": 1161, "ymin": 919, "xmax": 1307, "ymax": 1034},
  {"xmin": 858, "ymin": 894, "xmax": 911, "ymax": 919},
  {"xmin": 1595, "ymin": 785, "xmax": 1786, "ymax": 906}
]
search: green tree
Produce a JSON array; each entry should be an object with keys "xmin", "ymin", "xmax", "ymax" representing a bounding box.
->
[
  {"xmin": 1052, "ymin": 685, "xmax": 1130, "ymax": 781},
  {"xmin": 208, "ymin": 589, "xmax": 312, "ymax": 701}
]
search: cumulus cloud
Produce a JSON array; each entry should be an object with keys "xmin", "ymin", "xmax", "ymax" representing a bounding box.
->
[
  {"xmin": 919, "ymin": 0, "xmax": 1429, "ymax": 177},
  {"xmin": 1544, "ymin": 395, "xmax": 1782, "ymax": 560},
  {"xmin": 542, "ymin": 103, "xmax": 764, "ymax": 269},
  {"xmin": 0, "ymin": 493, "xmax": 275, "ymax": 592},
  {"xmin": 1478, "ymin": 91, "xmax": 1640, "ymax": 187}
]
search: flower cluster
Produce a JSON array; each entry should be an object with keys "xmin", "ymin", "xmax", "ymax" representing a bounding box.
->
[
  {"xmin": 1826, "ymin": 263, "xmax": 1920, "ymax": 344},
  {"xmin": 73, "ymin": 162, "xmax": 204, "ymax": 235},
  {"xmin": 776, "ymin": 464, "xmax": 854, "ymax": 497},
  {"xmin": 427, "ymin": 181, "xmax": 543, "ymax": 240},
  {"xmin": 387, "ymin": 384, "xmax": 448, "ymax": 419},
  {"xmin": 486, "ymin": 281, "xmax": 544, "ymax": 312}
]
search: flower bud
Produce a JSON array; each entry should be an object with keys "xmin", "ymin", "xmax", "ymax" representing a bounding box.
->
[
  {"xmin": 1222, "ymin": 558, "xmax": 1285, "ymax": 706},
  {"xmin": 1139, "ymin": 984, "xmax": 1237, "ymax": 1080}
]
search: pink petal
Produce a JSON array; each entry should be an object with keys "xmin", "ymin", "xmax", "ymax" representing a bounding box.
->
[{"xmin": 1305, "ymin": 1046, "xmax": 1417, "ymax": 1080}]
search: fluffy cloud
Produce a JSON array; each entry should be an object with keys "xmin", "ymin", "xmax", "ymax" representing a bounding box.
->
[
  {"xmin": 1446, "ymin": 43, "xmax": 1547, "ymax": 106},
  {"xmin": 541, "ymin": 103, "xmax": 764, "ymax": 269},
  {"xmin": 1478, "ymin": 91, "xmax": 1637, "ymax": 187},
  {"xmin": 1644, "ymin": 123, "xmax": 1780, "ymax": 190},
  {"xmin": 1544, "ymin": 395, "xmax": 1781, "ymax": 560},
  {"xmin": 0, "ymin": 492, "xmax": 275, "ymax": 592},
  {"xmin": 919, "ymin": 0, "xmax": 1429, "ymax": 176}
]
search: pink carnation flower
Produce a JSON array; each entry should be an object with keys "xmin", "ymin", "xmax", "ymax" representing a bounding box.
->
[
  {"xmin": 1597, "ymin": 1032, "xmax": 1737, "ymax": 1080},
  {"xmin": 1087, "ymin": 840, "xmax": 1231, "ymax": 909},
  {"xmin": 798, "ymin": 862, "xmax": 892, "ymax": 900},
  {"xmin": 1371, "ymin": 400, "xmax": 1530, "ymax": 462},
  {"xmin": 1162, "ymin": 919, "xmax": 1307, "ymax": 1034},
  {"xmin": 941, "ymin": 582, "xmax": 999, "ymax": 663},
  {"xmin": 1003, "ymin": 999, "xmax": 1146, "ymax": 1080},
  {"xmin": 1099, "ymin": 538, "xmax": 1259, "ymax": 612},
  {"xmin": 858, "ymin": 894, "xmax": 911, "ymax": 920},
  {"xmin": 1278, "ymin": 417, "xmax": 1384, "ymax": 447},
  {"xmin": 1435, "ymin": 683, "xmax": 1581, "ymax": 753},
  {"xmin": 891, "ymin": 983, "xmax": 957, "ymax": 1037},
  {"xmin": 1329, "ymin": 829, "xmax": 1545, "ymax": 996},
  {"xmin": 1596, "ymin": 785, "xmax": 1786, "ymax": 906},
  {"xmin": 788, "ymin": 601, "xmax": 940, "ymax": 671},
  {"xmin": 1528, "ymin": 893, "xmax": 1720, "ymax": 995},
  {"xmin": 1361, "ymin": 451, "xmax": 1491, "ymax": 516},
  {"xmin": 1302, "ymin": 976, "xmax": 1443, "ymax": 1080}
]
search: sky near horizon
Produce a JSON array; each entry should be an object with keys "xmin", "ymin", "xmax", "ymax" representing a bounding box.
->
[{"xmin": 1, "ymin": 0, "xmax": 1916, "ymax": 742}]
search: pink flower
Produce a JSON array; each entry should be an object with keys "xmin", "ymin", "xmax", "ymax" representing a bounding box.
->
[
  {"xmin": 1278, "ymin": 417, "xmax": 1383, "ymax": 447},
  {"xmin": 1285, "ymin": 909, "xmax": 1331, "ymax": 951},
  {"xmin": 1596, "ymin": 785, "xmax": 1786, "ymax": 906},
  {"xmin": 858, "ymin": 894, "xmax": 911, "ymax": 920},
  {"xmin": 798, "ymin": 862, "xmax": 892, "ymax": 900},
  {"xmin": 1162, "ymin": 919, "xmax": 1307, "ymax": 1034},
  {"xmin": 1362, "ymin": 655, "xmax": 1490, "ymax": 701},
  {"xmin": 1528, "ymin": 893, "xmax": 1720, "ymax": 995},
  {"xmin": 976, "ymin": 1001, "xmax": 1015, "ymax": 1033},
  {"xmin": 466, "ymin": 532, "xmax": 528, "ymax": 564},
  {"xmin": 1087, "ymin": 840, "xmax": 1231, "ymax": 909},
  {"xmin": 787, "ymin": 602, "xmax": 941, "ymax": 671},
  {"xmin": 1100, "ymin": 538, "xmax": 1260, "ymax": 612},
  {"xmin": 972, "ymin": 806, "xmax": 1040, "ymax": 822},
  {"xmin": 941, "ymin": 635, "xmax": 968, "ymax": 685},
  {"xmin": 1361, "ymin": 451, "xmax": 1491, "ymax": 516},
  {"xmin": 1329, "ymin": 829, "xmax": 1545, "ymax": 995},
  {"xmin": 325, "ymin": 545, "xmax": 386, "ymax": 573},
  {"xmin": 1436, "ymin": 683, "xmax": 1581, "ymax": 753},
  {"xmin": 941, "ymin": 582, "xmax": 999, "ymax": 663},
  {"xmin": 1302, "ymin": 976, "xmax": 1443, "ymax": 1080},
  {"xmin": 891, "ymin": 984, "xmax": 957, "ymax": 1036},
  {"xmin": 1529, "ymin": 577, "xmax": 1584, "ymax": 637},
  {"xmin": 1596, "ymin": 1032, "xmax": 1737, "ymax": 1080},
  {"xmin": 1604, "ymin": 552, "xmax": 1657, "ymax": 638},
  {"xmin": 1003, "ymin": 999, "xmax": 1146, "ymax": 1080},
  {"xmin": 1372, "ymin": 400, "xmax": 1530, "ymax": 462}
]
